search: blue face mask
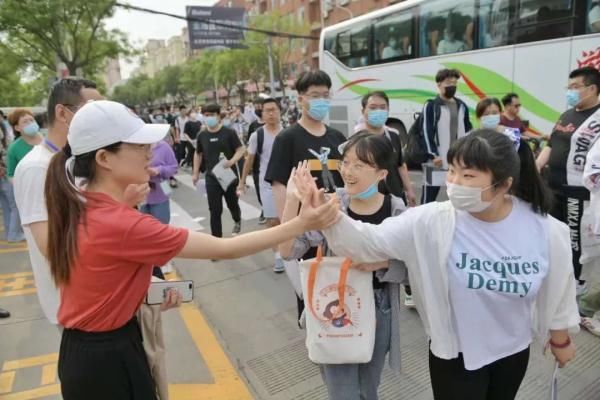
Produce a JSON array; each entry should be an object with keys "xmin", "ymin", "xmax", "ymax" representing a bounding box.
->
[
  {"xmin": 566, "ymin": 89, "xmax": 581, "ymax": 108},
  {"xmin": 222, "ymin": 118, "xmax": 231, "ymax": 127},
  {"xmin": 307, "ymin": 99, "xmax": 330, "ymax": 121},
  {"xmin": 480, "ymin": 114, "xmax": 500, "ymax": 129},
  {"xmin": 205, "ymin": 116, "xmax": 219, "ymax": 128},
  {"xmin": 367, "ymin": 110, "xmax": 388, "ymax": 128},
  {"xmin": 352, "ymin": 181, "xmax": 380, "ymax": 200},
  {"xmin": 23, "ymin": 121, "xmax": 40, "ymax": 136}
]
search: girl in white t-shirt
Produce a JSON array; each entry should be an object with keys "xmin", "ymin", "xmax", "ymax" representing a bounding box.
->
[{"xmin": 293, "ymin": 129, "xmax": 579, "ymax": 400}]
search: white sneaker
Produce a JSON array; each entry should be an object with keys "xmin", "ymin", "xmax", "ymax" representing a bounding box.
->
[
  {"xmin": 581, "ymin": 316, "xmax": 600, "ymax": 337},
  {"xmin": 404, "ymin": 294, "xmax": 415, "ymax": 308},
  {"xmin": 273, "ymin": 258, "xmax": 285, "ymax": 273},
  {"xmin": 576, "ymin": 281, "xmax": 589, "ymax": 297}
]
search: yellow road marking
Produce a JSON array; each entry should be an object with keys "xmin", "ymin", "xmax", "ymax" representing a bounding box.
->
[
  {"xmin": 0, "ymin": 384, "xmax": 60, "ymax": 400},
  {"xmin": 166, "ymin": 270, "xmax": 253, "ymax": 399},
  {"xmin": 0, "ymin": 278, "xmax": 34, "ymax": 291},
  {"xmin": 0, "ymin": 372, "xmax": 15, "ymax": 394},
  {"xmin": 2, "ymin": 354, "xmax": 58, "ymax": 372},
  {"xmin": 0, "ymin": 289, "xmax": 37, "ymax": 298},
  {"xmin": 40, "ymin": 365, "xmax": 56, "ymax": 386},
  {"xmin": 0, "ymin": 241, "xmax": 27, "ymax": 246},
  {"xmin": 0, "ymin": 273, "xmax": 32, "ymax": 280},
  {"xmin": 0, "ymin": 272, "xmax": 254, "ymax": 399},
  {"xmin": 0, "ymin": 248, "xmax": 28, "ymax": 254},
  {"xmin": 173, "ymin": 304, "xmax": 253, "ymax": 399}
]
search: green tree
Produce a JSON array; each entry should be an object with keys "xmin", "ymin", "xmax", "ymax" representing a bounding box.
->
[
  {"xmin": 0, "ymin": 0, "xmax": 131, "ymax": 77},
  {"xmin": 0, "ymin": 48, "xmax": 49, "ymax": 106}
]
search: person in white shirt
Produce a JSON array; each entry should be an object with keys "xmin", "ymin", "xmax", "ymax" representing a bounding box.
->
[
  {"xmin": 13, "ymin": 77, "xmax": 104, "ymax": 324},
  {"xmin": 437, "ymin": 29, "xmax": 466, "ymax": 55},
  {"xmin": 293, "ymin": 129, "xmax": 579, "ymax": 400},
  {"xmin": 238, "ymin": 98, "xmax": 285, "ymax": 272}
]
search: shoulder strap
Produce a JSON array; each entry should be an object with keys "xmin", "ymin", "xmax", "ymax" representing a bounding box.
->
[
  {"xmin": 384, "ymin": 127, "xmax": 402, "ymax": 153},
  {"xmin": 307, "ymin": 246, "xmax": 353, "ymax": 323},
  {"xmin": 257, "ymin": 127, "xmax": 264, "ymax": 156}
]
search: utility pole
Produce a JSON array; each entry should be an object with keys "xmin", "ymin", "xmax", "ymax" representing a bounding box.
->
[{"xmin": 267, "ymin": 36, "xmax": 276, "ymax": 96}]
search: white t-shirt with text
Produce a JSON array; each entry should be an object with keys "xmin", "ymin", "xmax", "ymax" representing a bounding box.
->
[
  {"xmin": 13, "ymin": 145, "xmax": 60, "ymax": 324},
  {"xmin": 448, "ymin": 197, "xmax": 549, "ymax": 370}
]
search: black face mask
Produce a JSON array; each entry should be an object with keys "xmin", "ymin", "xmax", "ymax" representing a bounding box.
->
[
  {"xmin": 255, "ymin": 109, "xmax": 263, "ymax": 119},
  {"xmin": 444, "ymin": 86, "xmax": 457, "ymax": 99}
]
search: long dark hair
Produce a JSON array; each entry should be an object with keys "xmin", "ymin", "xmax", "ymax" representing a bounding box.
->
[
  {"xmin": 447, "ymin": 129, "xmax": 552, "ymax": 215},
  {"xmin": 45, "ymin": 142, "xmax": 121, "ymax": 285}
]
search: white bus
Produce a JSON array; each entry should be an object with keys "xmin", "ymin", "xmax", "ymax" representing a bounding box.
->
[{"xmin": 320, "ymin": 0, "xmax": 600, "ymax": 143}]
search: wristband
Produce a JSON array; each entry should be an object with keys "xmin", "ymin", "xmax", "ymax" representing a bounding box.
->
[{"xmin": 549, "ymin": 336, "xmax": 571, "ymax": 349}]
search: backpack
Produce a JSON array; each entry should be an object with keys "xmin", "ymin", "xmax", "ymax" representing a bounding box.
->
[
  {"xmin": 252, "ymin": 127, "xmax": 265, "ymax": 176},
  {"xmin": 404, "ymin": 100, "xmax": 441, "ymax": 169}
]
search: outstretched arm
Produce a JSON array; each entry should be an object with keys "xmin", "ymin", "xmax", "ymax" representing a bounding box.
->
[{"xmin": 177, "ymin": 188, "xmax": 340, "ymax": 260}]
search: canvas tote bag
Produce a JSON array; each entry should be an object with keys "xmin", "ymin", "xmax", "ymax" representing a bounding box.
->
[{"xmin": 300, "ymin": 246, "xmax": 376, "ymax": 364}]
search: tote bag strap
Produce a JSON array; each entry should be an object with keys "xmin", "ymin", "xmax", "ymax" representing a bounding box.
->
[{"xmin": 307, "ymin": 245, "xmax": 353, "ymax": 322}]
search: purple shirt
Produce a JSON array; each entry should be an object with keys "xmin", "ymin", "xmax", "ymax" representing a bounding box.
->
[{"xmin": 147, "ymin": 140, "xmax": 178, "ymax": 205}]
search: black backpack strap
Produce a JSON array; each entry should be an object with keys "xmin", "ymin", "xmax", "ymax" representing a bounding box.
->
[{"xmin": 256, "ymin": 127, "xmax": 264, "ymax": 156}]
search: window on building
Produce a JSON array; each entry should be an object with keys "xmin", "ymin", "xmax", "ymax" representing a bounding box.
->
[
  {"xmin": 478, "ymin": 0, "xmax": 511, "ymax": 48},
  {"xmin": 373, "ymin": 8, "xmax": 414, "ymax": 63},
  {"xmin": 420, "ymin": 0, "xmax": 476, "ymax": 57},
  {"xmin": 514, "ymin": 0, "xmax": 575, "ymax": 43},
  {"xmin": 298, "ymin": 6, "xmax": 305, "ymax": 23}
]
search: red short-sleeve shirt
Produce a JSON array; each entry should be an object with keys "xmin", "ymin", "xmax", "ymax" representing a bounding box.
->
[{"xmin": 58, "ymin": 191, "xmax": 189, "ymax": 331}]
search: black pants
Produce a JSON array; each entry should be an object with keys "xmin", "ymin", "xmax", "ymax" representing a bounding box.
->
[
  {"xmin": 182, "ymin": 141, "xmax": 195, "ymax": 167},
  {"xmin": 175, "ymin": 142, "xmax": 186, "ymax": 164},
  {"xmin": 206, "ymin": 178, "xmax": 242, "ymax": 237},
  {"xmin": 549, "ymin": 187, "xmax": 589, "ymax": 281},
  {"xmin": 421, "ymin": 185, "xmax": 441, "ymax": 204},
  {"xmin": 59, "ymin": 318, "xmax": 156, "ymax": 400},
  {"xmin": 253, "ymin": 170, "xmax": 262, "ymax": 205},
  {"xmin": 429, "ymin": 347, "xmax": 529, "ymax": 400}
]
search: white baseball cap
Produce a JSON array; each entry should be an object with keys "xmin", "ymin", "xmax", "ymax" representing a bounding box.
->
[{"xmin": 68, "ymin": 100, "xmax": 170, "ymax": 156}]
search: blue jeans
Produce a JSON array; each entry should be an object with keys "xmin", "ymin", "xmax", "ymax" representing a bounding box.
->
[
  {"xmin": 320, "ymin": 286, "xmax": 392, "ymax": 400},
  {"xmin": 0, "ymin": 178, "xmax": 24, "ymax": 242},
  {"xmin": 140, "ymin": 200, "xmax": 171, "ymax": 225}
]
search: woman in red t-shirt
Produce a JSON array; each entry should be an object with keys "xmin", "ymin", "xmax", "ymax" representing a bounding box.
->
[{"xmin": 43, "ymin": 100, "xmax": 339, "ymax": 400}]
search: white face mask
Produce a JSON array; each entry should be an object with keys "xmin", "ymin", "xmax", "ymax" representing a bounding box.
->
[{"xmin": 446, "ymin": 182, "xmax": 497, "ymax": 213}]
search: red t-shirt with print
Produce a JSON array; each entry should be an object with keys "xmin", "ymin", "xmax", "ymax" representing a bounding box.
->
[{"xmin": 57, "ymin": 191, "xmax": 189, "ymax": 331}]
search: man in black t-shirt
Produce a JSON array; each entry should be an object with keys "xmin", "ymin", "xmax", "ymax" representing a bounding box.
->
[
  {"xmin": 536, "ymin": 66, "xmax": 600, "ymax": 294},
  {"xmin": 182, "ymin": 113, "xmax": 201, "ymax": 168},
  {"xmin": 264, "ymin": 70, "xmax": 346, "ymax": 322},
  {"xmin": 192, "ymin": 103, "xmax": 246, "ymax": 238}
]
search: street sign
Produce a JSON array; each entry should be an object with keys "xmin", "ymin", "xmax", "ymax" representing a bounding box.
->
[{"xmin": 186, "ymin": 6, "xmax": 247, "ymax": 50}]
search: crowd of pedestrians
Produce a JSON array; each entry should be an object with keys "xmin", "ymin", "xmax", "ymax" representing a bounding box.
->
[{"xmin": 0, "ymin": 64, "xmax": 598, "ymax": 400}]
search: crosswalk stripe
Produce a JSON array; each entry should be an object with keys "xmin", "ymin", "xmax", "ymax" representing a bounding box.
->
[
  {"xmin": 175, "ymin": 174, "xmax": 263, "ymax": 221},
  {"xmin": 169, "ymin": 200, "xmax": 205, "ymax": 231}
]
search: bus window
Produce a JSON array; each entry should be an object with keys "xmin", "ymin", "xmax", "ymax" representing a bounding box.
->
[
  {"xmin": 373, "ymin": 9, "xmax": 414, "ymax": 63},
  {"xmin": 420, "ymin": 0, "xmax": 476, "ymax": 57},
  {"xmin": 589, "ymin": 0, "xmax": 600, "ymax": 33},
  {"xmin": 333, "ymin": 23, "xmax": 370, "ymax": 68},
  {"xmin": 478, "ymin": 0, "xmax": 511, "ymax": 48},
  {"xmin": 515, "ymin": 0, "xmax": 575, "ymax": 43}
]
